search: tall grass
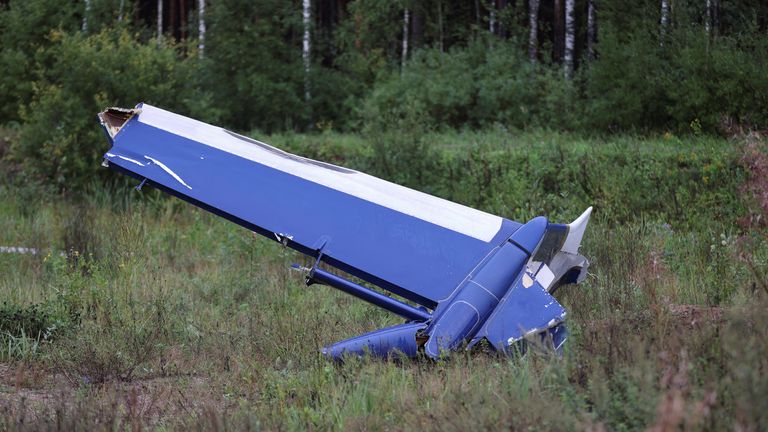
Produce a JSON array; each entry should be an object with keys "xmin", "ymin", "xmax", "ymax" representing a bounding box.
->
[{"xmin": 0, "ymin": 131, "xmax": 766, "ymax": 430}]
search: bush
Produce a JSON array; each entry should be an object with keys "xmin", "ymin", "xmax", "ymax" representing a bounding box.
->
[
  {"xmin": 278, "ymin": 130, "xmax": 745, "ymax": 231},
  {"xmin": 663, "ymin": 29, "xmax": 768, "ymax": 133},
  {"xmin": 6, "ymin": 29, "xmax": 208, "ymax": 192},
  {"xmin": 0, "ymin": 0, "xmax": 79, "ymax": 122},
  {"xmin": 51, "ymin": 298, "xmax": 171, "ymax": 384},
  {"xmin": 585, "ymin": 7, "xmax": 768, "ymax": 133},
  {"xmin": 363, "ymin": 40, "xmax": 587, "ymax": 132},
  {"xmin": 0, "ymin": 302, "xmax": 54, "ymax": 341}
]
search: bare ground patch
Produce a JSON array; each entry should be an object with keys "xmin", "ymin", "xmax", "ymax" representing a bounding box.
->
[{"xmin": 0, "ymin": 363, "xmax": 231, "ymax": 429}]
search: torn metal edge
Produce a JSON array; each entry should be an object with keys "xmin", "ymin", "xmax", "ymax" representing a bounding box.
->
[{"xmin": 98, "ymin": 106, "xmax": 141, "ymax": 139}]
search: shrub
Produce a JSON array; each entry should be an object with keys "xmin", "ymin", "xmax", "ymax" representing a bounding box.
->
[
  {"xmin": 0, "ymin": 302, "xmax": 54, "ymax": 341},
  {"xmin": 51, "ymin": 298, "xmax": 171, "ymax": 384},
  {"xmin": 6, "ymin": 29, "xmax": 208, "ymax": 192},
  {"xmin": 0, "ymin": 0, "xmax": 79, "ymax": 122},
  {"xmin": 363, "ymin": 40, "xmax": 590, "ymax": 132}
]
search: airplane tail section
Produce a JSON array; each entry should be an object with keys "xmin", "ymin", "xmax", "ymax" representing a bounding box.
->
[
  {"xmin": 98, "ymin": 103, "xmax": 593, "ymax": 360},
  {"xmin": 471, "ymin": 270, "xmax": 568, "ymax": 353},
  {"xmin": 467, "ymin": 207, "xmax": 592, "ymax": 354}
]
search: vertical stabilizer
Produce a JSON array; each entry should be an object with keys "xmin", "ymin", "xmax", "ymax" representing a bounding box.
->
[{"xmin": 561, "ymin": 207, "xmax": 592, "ymax": 254}]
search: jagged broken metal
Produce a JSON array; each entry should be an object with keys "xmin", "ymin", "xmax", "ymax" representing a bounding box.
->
[{"xmin": 98, "ymin": 103, "xmax": 592, "ymax": 360}]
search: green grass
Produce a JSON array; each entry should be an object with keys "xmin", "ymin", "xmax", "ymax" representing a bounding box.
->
[{"xmin": 0, "ymin": 131, "xmax": 766, "ymax": 430}]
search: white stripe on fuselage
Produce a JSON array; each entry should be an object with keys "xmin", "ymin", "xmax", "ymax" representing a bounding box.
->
[{"xmin": 132, "ymin": 104, "xmax": 503, "ymax": 242}]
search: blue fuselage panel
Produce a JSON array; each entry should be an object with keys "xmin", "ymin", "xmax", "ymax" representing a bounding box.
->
[{"xmin": 105, "ymin": 119, "xmax": 520, "ymax": 307}]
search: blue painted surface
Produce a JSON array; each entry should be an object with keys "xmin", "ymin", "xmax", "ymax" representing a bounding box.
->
[
  {"xmin": 308, "ymin": 267, "xmax": 432, "ymax": 322},
  {"xmin": 422, "ymin": 218, "xmax": 542, "ymax": 358},
  {"xmin": 322, "ymin": 322, "xmax": 427, "ymax": 359},
  {"xmin": 474, "ymin": 276, "xmax": 567, "ymax": 352},
  {"xmin": 104, "ymin": 118, "xmax": 520, "ymax": 308},
  {"xmin": 508, "ymin": 216, "xmax": 548, "ymax": 254}
]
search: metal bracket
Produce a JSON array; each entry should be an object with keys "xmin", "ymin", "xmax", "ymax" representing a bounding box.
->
[
  {"xmin": 291, "ymin": 238, "xmax": 330, "ymax": 286},
  {"xmin": 136, "ymin": 178, "xmax": 148, "ymax": 191}
]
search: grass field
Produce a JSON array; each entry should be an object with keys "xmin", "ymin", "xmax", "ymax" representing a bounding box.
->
[{"xmin": 1, "ymin": 131, "xmax": 766, "ymax": 430}]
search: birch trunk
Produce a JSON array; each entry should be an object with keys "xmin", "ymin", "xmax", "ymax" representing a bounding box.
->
[
  {"xmin": 198, "ymin": 0, "xmax": 206, "ymax": 58},
  {"xmin": 587, "ymin": 0, "xmax": 596, "ymax": 60},
  {"xmin": 303, "ymin": 0, "xmax": 311, "ymax": 102},
  {"xmin": 528, "ymin": 0, "xmax": 539, "ymax": 63},
  {"xmin": 660, "ymin": 0, "xmax": 670, "ymax": 46},
  {"xmin": 564, "ymin": 0, "xmax": 575, "ymax": 79},
  {"xmin": 401, "ymin": 8, "xmax": 409, "ymax": 69},
  {"xmin": 490, "ymin": 9, "xmax": 496, "ymax": 34},
  {"xmin": 705, "ymin": 0, "xmax": 711, "ymax": 34},
  {"xmin": 158, "ymin": 0, "xmax": 164, "ymax": 42},
  {"xmin": 82, "ymin": 0, "xmax": 90, "ymax": 32},
  {"xmin": 118, "ymin": 0, "xmax": 125, "ymax": 23}
]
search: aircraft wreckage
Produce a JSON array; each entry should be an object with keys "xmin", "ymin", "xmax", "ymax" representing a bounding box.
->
[{"xmin": 99, "ymin": 104, "xmax": 592, "ymax": 360}]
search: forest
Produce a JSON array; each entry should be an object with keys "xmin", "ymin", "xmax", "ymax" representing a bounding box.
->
[
  {"xmin": 0, "ymin": 0, "xmax": 767, "ymax": 189},
  {"xmin": 1, "ymin": 0, "xmax": 768, "ymax": 430}
]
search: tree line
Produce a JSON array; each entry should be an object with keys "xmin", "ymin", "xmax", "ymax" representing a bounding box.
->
[{"xmin": 0, "ymin": 0, "xmax": 766, "ymax": 189}]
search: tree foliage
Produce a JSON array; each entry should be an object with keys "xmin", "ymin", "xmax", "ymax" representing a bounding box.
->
[
  {"xmin": 0, "ymin": 0, "xmax": 766, "ymax": 189},
  {"xmin": 9, "ymin": 29, "xmax": 202, "ymax": 191}
]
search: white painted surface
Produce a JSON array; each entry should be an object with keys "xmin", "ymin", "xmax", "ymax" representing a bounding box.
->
[
  {"xmin": 562, "ymin": 207, "xmax": 593, "ymax": 254},
  {"xmin": 144, "ymin": 156, "xmax": 193, "ymax": 190},
  {"xmin": 535, "ymin": 263, "xmax": 555, "ymax": 289},
  {"xmin": 128, "ymin": 104, "xmax": 504, "ymax": 242}
]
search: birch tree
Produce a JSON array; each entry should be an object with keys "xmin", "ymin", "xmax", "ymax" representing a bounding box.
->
[
  {"xmin": 564, "ymin": 0, "xmax": 575, "ymax": 79},
  {"xmin": 198, "ymin": 0, "xmax": 206, "ymax": 58},
  {"xmin": 660, "ymin": 0, "xmax": 670, "ymax": 46},
  {"xmin": 157, "ymin": 0, "xmax": 164, "ymax": 42},
  {"xmin": 302, "ymin": 0, "xmax": 311, "ymax": 102},
  {"xmin": 118, "ymin": 0, "xmax": 125, "ymax": 23},
  {"xmin": 528, "ymin": 0, "xmax": 539, "ymax": 63},
  {"xmin": 82, "ymin": 0, "xmax": 90, "ymax": 32},
  {"xmin": 401, "ymin": 8, "xmax": 409, "ymax": 69},
  {"xmin": 489, "ymin": 1, "xmax": 507, "ymax": 37},
  {"xmin": 489, "ymin": 5, "xmax": 496, "ymax": 35},
  {"xmin": 587, "ymin": 0, "xmax": 596, "ymax": 60}
]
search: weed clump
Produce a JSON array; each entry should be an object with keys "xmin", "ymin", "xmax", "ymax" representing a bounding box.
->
[{"xmin": 0, "ymin": 302, "xmax": 53, "ymax": 340}]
